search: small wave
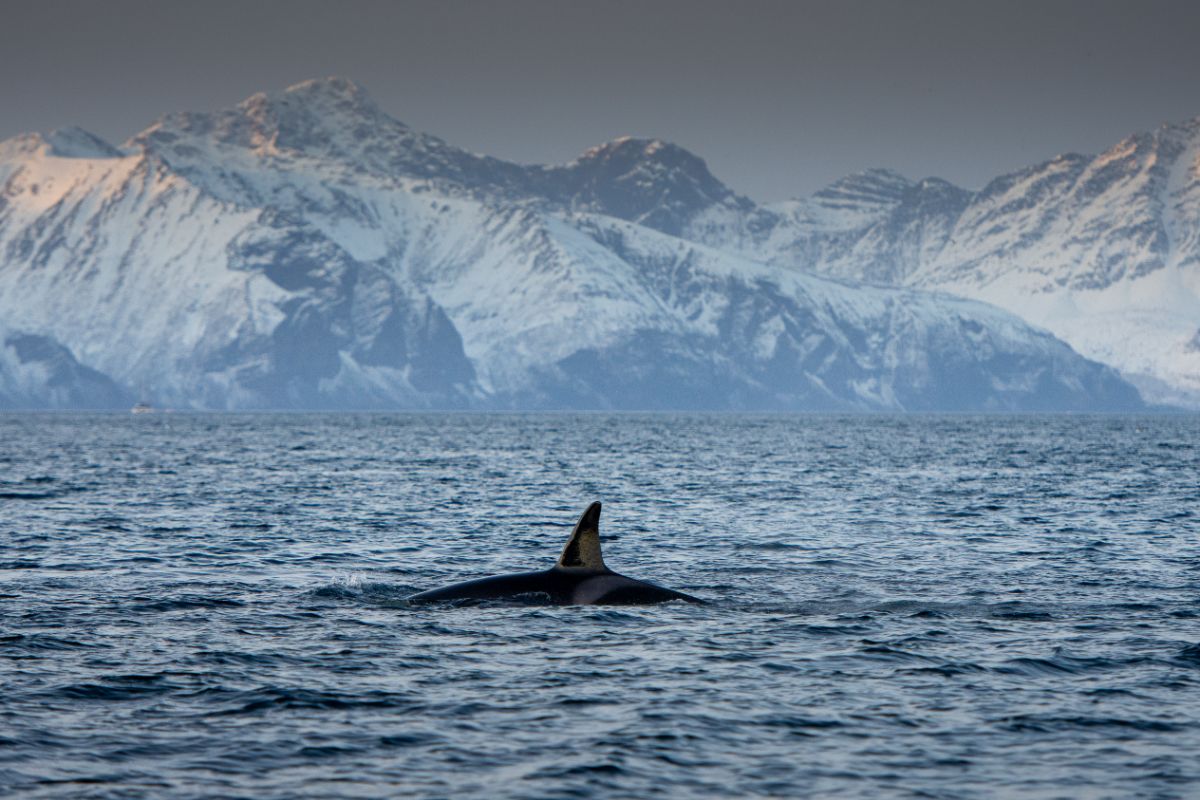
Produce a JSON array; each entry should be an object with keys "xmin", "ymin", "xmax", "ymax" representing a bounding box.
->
[
  {"xmin": 733, "ymin": 541, "xmax": 805, "ymax": 551},
  {"xmin": 992, "ymin": 651, "xmax": 1147, "ymax": 678},
  {"xmin": 83, "ymin": 515, "xmax": 132, "ymax": 532},
  {"xmin": 793, "ymin": 623, "xmax": 876, "ymax": 636},
  {"xmin": 994, "ymin": 657, "xmax": 1078, "ymax": 677},
  {"xmin": 0, "ymin": 476, "xmax": 76, "ymax": 500},
  {"xmin": 307, "ymin": 578, "xmax": 417, "ymax": 602},
  {"xmin": 1001, "ymin": 715, "xmax": 1184, "ymax": 734},
  {"xmin": 378, "ymin": 733, "xmax": 441, "ymax": 748},
  {"xmin": 1084, "ymin": 687, "xmax": 1138, "ymax": 697},
  {"xmin": 127, "ymin": 596, "xmax": 245, "ymax": 613},
  {"xmin": 908, "ymin": 608, "xmax": 950, "ymax": 618},
  {"xmin": 0, "ymin": 490, "xmax": 62, "ymax": 500},
  {"xmin": 857, "ymin": 645, "xmax": 934, "ymax": 663},
  {"xmin": 229, "ymin": 521, "xmax": 272, "ymax": 530},
  {"xmin": 874, "ymin": 600, "xmax": 959, "ymax": 617},
  {"xmin": 308, "ymin": 584, "xmax": 365, "ymax": 600},
  {"xmin": 1150, "ymin": 509, "xmax": 1194, "ymax": 522},
  {"xmin": 190, "ymin": 649, "xmax": 307, "ymax": 668},
  {"xmin": 208, "ymin": 687, "xmax": 420, "ymax": 716},
  {"xmin": 758, "ymin": 715, "xmax": 844, "ymax": 731},
  {"xmin": 900, "ymin": 662, "xmax": 988, "ymax": 678},
  {"xmin": 0, "ymin": 633, "xmax": 97, "ymax": 652},
  {"xmin": 531, "ymin": 762, "xmax": 625, "ymax": 779},
  {"xmin": 1109, "ymin": 602, "xmax": 1161, "ymax": 612},
  {"xmin": 46, "ymin": 677, "xmax": 177, "ymax": 702},
  {"xmin": 294, "ymin": 745, "xmax": 362, "ymax": 759},
  {"xmin": 988, "ymin": 604, "xmax": 1056, "ymax": 621},
  {"xmin": 1174, "ymin": 643, "xmax": 1200, "ymax": 667}
]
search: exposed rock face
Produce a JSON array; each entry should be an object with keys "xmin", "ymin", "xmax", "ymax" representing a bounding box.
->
[{"xmin": 0, "ymin": 332, "xmax": 130, "ymax": 409}]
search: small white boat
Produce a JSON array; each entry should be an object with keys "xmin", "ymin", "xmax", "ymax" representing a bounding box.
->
[{"xmin": 130, "ymin": 402, "xmax": 154, "ymax": 414}]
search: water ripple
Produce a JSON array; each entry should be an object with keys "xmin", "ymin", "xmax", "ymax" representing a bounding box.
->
[{"xmin": 0, "ymin": 413, "xmax": 1197, "ymax": 798}]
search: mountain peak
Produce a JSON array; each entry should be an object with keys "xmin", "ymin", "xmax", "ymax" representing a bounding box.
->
[
  {"xmin": 130, "ymin": 75, "xmax": 416, "ymax": 170},
  {"xmin": 243, "ymin": 76, "xmax": 384, "ymax": 120},
  {"xmin": 549, "ymin": 135, "xmax": 751, "ymax": 234},
  {"xmin": 810, "ymin": 167, "xmax": 916, "ymax": 212},
  {"xmin": 233, "ymin": 75, "xmax": 396, "ymax": 135},
  {"xmin": 283, "ymin": 76, "xmax": 370, "ymax": 101},
  {"xmin": 818, "ymin": 167, "xmax": 913, "ymax": 195},
  {"xmin": 43, "ymin": 127, "xmax": 123, "ymax": 159},
  {"xmin": 0, "ymin": 127, "xmax": 122, "ymax": 160},
  {"xmin": 572, "ymin": 136, "xmax": 709, "ymax": 176},
  {"xmin": 577, "ymin": 135, "xmax": 674, "ymax": 160}
]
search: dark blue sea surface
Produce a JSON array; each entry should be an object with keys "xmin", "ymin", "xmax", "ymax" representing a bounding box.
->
[{"xmin": 1, "ymin": 413, "xmax": 1198, "ymax": 799}]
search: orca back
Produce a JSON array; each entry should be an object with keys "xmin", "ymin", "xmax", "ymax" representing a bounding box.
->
[{"xmin": 406, "ymin": 502, "xmax": 704, "ymax": 605}]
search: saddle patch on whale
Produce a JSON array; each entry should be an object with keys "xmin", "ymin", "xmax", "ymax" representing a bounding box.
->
[{"xmin": 407, "ymin": 502, "xmax": 703, "ymax": 606}]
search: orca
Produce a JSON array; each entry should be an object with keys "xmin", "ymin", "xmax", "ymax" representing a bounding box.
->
[{"xmin": 407, "ymin": 502, "xmax": 703, "ymax": 605}]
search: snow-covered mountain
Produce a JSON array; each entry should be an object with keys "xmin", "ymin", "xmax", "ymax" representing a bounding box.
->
[
  {"xmin": 665, "ymin": 124, "xmax": 1200, "ymax": 407},
  {"xmin": 0, "ymin": 77, "xmax": 1142, "ymax": 410},
  {"xmin": 0, "ymin": 329, "xmax": 129, "ymax": 409}
]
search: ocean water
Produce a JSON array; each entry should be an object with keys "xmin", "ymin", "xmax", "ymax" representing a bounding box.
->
[{"xmin": 1, "ymin": 413, "xmax": 1198, "ymax": 799}]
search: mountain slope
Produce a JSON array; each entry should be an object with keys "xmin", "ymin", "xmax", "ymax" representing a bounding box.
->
[
  {"xmin": 917, "ymin": 122, "xmax": 1200, "ymax": 406},
  {"xmin": 0, "ymin": 77, "xmax": 1144, "ymax": 410},
  {"xmin": 679, "ymin": 122, "xmax": 1200, "ymax": 406},
  {"xmin": 0, "ymin": 330, "xmax": 130, "ymax": 409},
  {"xmin": 0, "ymin": 119, "xmax": 478, "ymax": 409}
]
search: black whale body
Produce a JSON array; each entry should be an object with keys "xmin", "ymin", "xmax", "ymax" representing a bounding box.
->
[{"xmin": 408, "ymin": 502, "xmax": 703, "ymax": 605}]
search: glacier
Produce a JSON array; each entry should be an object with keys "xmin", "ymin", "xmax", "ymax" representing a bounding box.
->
[{"xmin": 0, "ymin": 77, "xmax": 1146, "ymax": 410}]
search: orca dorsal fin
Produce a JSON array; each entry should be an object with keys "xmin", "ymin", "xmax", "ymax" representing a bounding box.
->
[{"xmin": 556, "ymin": 501, "xmax": 607, "ymax": 571}]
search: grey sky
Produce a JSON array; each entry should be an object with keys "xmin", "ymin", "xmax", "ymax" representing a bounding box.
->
[{"xmin": 2, "ymin": 0, "xmax": 1198, "ymax": 201}]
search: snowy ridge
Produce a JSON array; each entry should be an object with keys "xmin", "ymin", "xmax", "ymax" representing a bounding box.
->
[
  {"xmin": 0, "ymin": 77, "xmax": 1143, "ymax": 410},
  {"xmin": 676, "ymin": 120, "xmax": 1200, "ymax": 407}
]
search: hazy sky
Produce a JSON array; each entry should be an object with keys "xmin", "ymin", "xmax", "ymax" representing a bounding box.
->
[{"xmin": 3, "ymin": 0, "xmax": 1198, "ymax": 200}]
